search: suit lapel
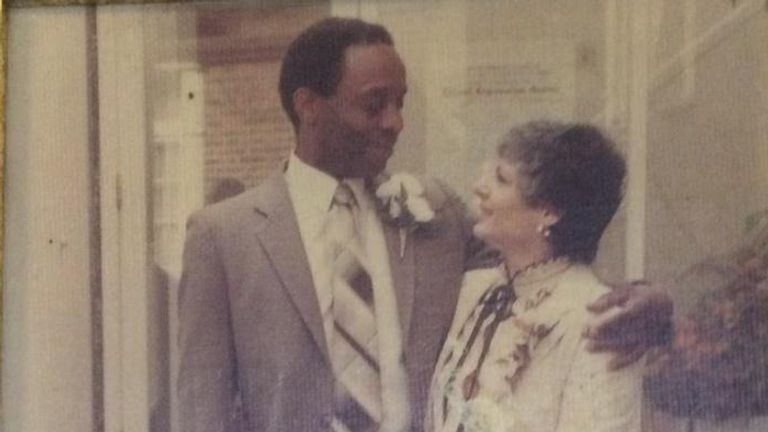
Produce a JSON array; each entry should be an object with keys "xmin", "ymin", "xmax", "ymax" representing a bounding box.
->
[
  {"xmin": 250, "ymin": 175, "xmax": 330, "ymax": 364},
  {"xmin": 383, "ymin": 224, "xmax": 416, "ymax": 347},
  {"xmin": 378, "ymin": 179, "xmax": 450, "ymax": 350}
]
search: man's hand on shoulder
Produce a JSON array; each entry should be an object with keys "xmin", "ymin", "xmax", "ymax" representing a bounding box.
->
[{"xmin": 583, "ymin": 281, "xmax": 674, "ymax": 370}]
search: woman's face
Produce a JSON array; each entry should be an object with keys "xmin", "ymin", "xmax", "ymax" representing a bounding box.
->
[{"xmin": 472, "ymin": 157, "xmax": 556, "ymax": 254}]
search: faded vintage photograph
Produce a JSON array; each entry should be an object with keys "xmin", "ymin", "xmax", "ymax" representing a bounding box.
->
[{"xmin": 3, "ymin": 1, "xmax": 768, "ymax": 432}]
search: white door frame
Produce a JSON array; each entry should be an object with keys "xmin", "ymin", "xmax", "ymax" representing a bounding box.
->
[{"xmin": 97, "ymin": 6, "xmax": 151, "ymax": 432}]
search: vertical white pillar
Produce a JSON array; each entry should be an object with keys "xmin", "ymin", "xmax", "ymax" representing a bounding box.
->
[
  {"xmin": 97, "ymin": 5, "xmax": 150, "ymax": 432},
  {"xmin": 604, "ymin": 0, "xmax": 631, "ymax": 134},
  {"xmin": 4, "ymin": 7, "xmax": 94, "ymax": 432},
  {"xmin": 625, "ymin": 1, "xmax": 650, "ymax": 279},
  {"xmin": 167, "ymin": 67, "xmax": 205, "ymax": 432}
]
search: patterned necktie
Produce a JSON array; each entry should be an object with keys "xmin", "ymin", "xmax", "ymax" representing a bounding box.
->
[{"xmin": 328, "ymin": 182, "xmax": 382, "ymax": 432}]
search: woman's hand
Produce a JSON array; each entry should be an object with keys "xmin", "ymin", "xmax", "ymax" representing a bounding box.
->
[{"xmin": 583, "ymin": 281, "xmax": 674, "ymax": 370}]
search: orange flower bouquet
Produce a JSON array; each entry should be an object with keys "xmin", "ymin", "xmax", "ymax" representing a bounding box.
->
[{"xmin": 645, "ymin": 214, "xmax": 768, "ymax": 419}]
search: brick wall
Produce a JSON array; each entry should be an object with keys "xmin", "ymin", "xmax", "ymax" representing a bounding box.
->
[
  {"xmin": 203, "ymin": 61, "xmax": 293, "ymax": 191},
  {"xmin": 196, "ymin": 3, "xmax": 328, "ymax": 194}
]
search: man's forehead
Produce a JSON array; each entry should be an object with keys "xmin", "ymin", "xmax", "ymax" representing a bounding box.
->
[{"xmin": 339, "ymin": 43, "xmax": 407, "ymax": 88}]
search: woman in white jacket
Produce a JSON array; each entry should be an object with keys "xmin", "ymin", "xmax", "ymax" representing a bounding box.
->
[{"xmin": 428, "ymin": 121, "xmax": 642, "ymax": 432}]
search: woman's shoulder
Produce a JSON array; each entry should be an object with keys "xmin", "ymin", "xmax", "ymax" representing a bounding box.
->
[
  {"xmin": 537, "ymin": 265, "xmax": 610, "ymax": 328},
  {"xmin": 556, "ymin": 265, "xmax": 611, "ymax": 305}
]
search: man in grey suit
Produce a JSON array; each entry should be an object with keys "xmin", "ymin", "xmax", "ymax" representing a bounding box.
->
[
  {"xmin": 178, "ymin": 17, "xmax": 671, "ymax": 432},
  {"xmin": 178, "ymin": 18, "xmax": 473, "ymax": 432}
]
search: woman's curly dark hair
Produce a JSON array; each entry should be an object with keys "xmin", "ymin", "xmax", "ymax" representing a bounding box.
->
[{"xmin": 498, "ymin": 121, "xmax": 626, "ymax": 263}]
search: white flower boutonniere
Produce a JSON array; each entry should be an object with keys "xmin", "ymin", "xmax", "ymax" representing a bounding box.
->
[{"xmin": 373, "ymin": 172, "xmax": 435, "ymax": 258}]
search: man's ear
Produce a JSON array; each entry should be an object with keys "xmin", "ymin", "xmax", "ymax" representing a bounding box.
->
[{"xmin": 293, "ymin": 87, "xmax": 320, "ymax": 126}]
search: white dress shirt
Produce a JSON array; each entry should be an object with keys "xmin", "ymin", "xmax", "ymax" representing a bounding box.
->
[
  {"xmin": 285, "ymin": 152, "xmax": 340, "ymax": 342},
  {"xmin": 284, "ymin": 153, "xmax": 382, "ymax": 343},
  {"xmin": 284, "ymin": 153, "xmax": 411, "ymax": 431}
]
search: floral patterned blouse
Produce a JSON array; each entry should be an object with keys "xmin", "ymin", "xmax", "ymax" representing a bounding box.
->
[{"xmin": 427, "ymin": 259, "xmax": 643, "ymax": 432}]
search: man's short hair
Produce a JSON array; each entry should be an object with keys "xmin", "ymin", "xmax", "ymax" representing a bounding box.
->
[{"xmin": 278, "ymin": 17, "xmax": 393, "ymax": 128}]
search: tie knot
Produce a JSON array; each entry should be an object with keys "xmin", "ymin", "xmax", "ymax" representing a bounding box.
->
[{"xmin": 333, "ymin": 182, "xmax": 356, "ymax": 208}]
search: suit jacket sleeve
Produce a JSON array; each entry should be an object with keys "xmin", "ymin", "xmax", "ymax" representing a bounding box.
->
[{"xmin": 177, "ymin": 210, "xmax": 241, "ymax": 432}]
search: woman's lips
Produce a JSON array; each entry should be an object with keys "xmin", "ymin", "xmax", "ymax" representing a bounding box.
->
[{"xmin": 472, "ymin": 201, "xmax": 491, "ymax": 220}]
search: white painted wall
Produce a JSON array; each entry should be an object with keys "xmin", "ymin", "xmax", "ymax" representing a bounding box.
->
[{"xmin": 3, "ymin": 7, "xmax": 94, "ymax": 432}]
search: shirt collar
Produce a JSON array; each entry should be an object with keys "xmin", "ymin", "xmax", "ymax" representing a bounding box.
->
[
  {"xmin": 284, "ymin": 152, "xmax": 374, "ymax": 216},
  {"xmin": 285, "ymin": 152, "xmax": 339, "ymax": 214}
]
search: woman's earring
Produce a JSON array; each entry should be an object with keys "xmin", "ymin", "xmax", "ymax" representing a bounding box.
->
[{"xmin": 538, "ymin": 224, "xmax": 551, "ymax": 238}]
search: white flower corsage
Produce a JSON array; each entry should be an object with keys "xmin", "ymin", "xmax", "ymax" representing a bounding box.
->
[
  {"xmin": 373, "ymin": 172, "xmax": 435, "ymax": 258},
  {"xmin": 461, "ymin": 397, "xmax": 517, "ymax": 432}
]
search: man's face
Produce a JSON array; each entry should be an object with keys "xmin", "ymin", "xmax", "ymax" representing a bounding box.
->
[{"xmin": 314, "ymin": 43, "xmax": 407, "ymax": 179}]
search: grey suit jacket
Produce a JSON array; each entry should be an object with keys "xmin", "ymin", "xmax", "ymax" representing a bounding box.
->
[{"xmin": 177, "ymin": 172, "xmax": 474, "ymax": 432}]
